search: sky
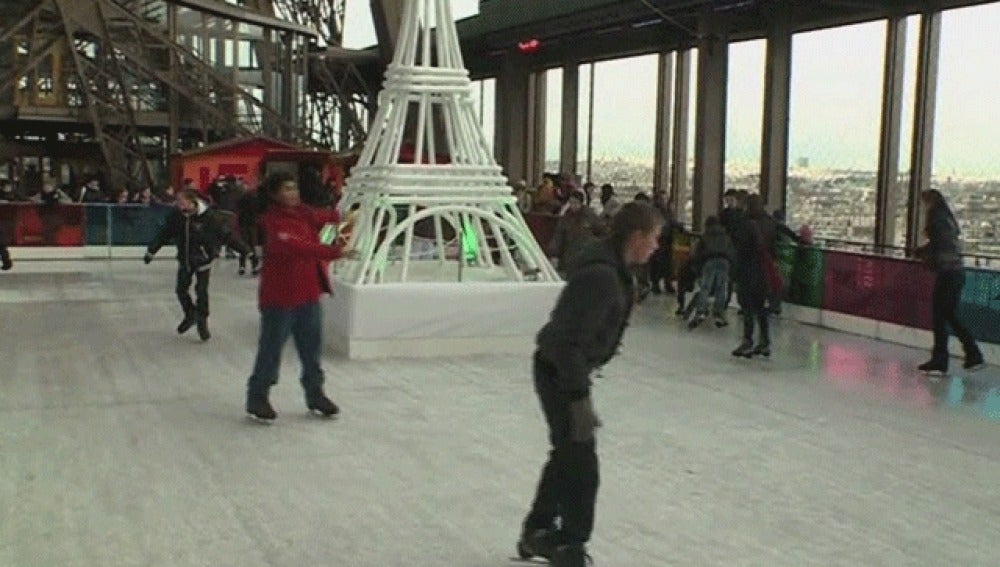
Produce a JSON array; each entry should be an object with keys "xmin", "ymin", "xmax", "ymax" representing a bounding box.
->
[{"xmin": 344, "ymin": 0, "xmax": 1000, "ymax": 178}]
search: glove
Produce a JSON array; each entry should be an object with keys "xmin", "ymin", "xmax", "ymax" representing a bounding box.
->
[
  {"xmin": 569, "ymin": 397, "xmax": 602, "ymax": 443},
  {"xmin": 143, "ymin": 252, "xmax": 153, "ymax": 264}
]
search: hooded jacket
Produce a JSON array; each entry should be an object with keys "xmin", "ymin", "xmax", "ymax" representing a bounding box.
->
[
  {"xmin": 147, "ymin": 199, "xmax": 248, "ymax": 272},
  {"xmin": 691, "ymin": 223, "xmax": 735, "ymax": 270},
  {"xmin": 257, "ymin": 205, "xmax": 343, "ymax": 309},
  {"xmin": 536, "ymin": 239, "xmax": 636, "ymax": 400},
  {"xmin": 918, "ymin": 205, "xmax": 963, "ymax": 272}
]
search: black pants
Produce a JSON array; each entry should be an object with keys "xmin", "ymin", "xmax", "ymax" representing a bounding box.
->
[
  {"xmin": 649, "ymin": 248, "xmax": 672, "ymax": 290},
  {"xmin": 523, "ymin": 353, "xmax": 599, "ymax": 546},
  {"xmin": 0, "ymin": 244, "xmax": 10, "ymax": 268},
  {"xmin": 176, "ymin": 266, "xmax": 210, "ymax": 319},
  {"xmin": 738, "ymin": 288, "xmax": 769, "ymax": 346},
  {"xmin": 931, "ymin": 270, "xmax": 979, "ymax": 362},
  {"xmin": 238, "ymin": 223, "xmax": 259, "ymax": 270}
]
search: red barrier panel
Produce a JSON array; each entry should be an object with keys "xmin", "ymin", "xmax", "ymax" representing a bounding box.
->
[
  {"xmin": 822, "ymin": 250, "xmax": 934, "ymax": 330},
  {"xmin": 0, "ymin": 204, "xmax": 85, "ymax": 246}
]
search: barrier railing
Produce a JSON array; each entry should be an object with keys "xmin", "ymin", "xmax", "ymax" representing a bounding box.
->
[
  {"xmin": 520, "ymin": 213, "xmax": 999, "ymax": 346},
  {"xmin": 0, "ymin": 203, "xmax": 173, "ymax": 257}
]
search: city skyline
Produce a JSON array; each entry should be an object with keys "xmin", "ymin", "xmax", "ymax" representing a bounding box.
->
[{"xmin": 344, "ymin": 0, "xmax": 1000, "ymax": 178}]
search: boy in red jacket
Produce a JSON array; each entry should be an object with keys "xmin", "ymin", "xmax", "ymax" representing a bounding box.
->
[{"xmin": 245, "ymin": 172, "xmax": 347, "ymax": 421}]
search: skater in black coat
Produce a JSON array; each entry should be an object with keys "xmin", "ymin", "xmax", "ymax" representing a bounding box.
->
[
  {"xmin": 236, "ymin": 189, "xmax": 261, "ymax": 276},
  {"xmin": 144, "ymin": 189, "xmax": 254, "ymax": 341},
  {"xmin": 517, "ymin": 202, "xmax": 663, "ymax": 567}
]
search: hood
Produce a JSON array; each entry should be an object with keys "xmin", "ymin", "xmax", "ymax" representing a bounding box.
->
[{"xmin": 563, "ymin": 238, "xmax": 624, "ymax": 277}]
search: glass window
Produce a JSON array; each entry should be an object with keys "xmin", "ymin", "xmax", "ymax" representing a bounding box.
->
[
  {"xmin": 787, "ymin": 21, "xmax": 885, "ymax": 244},
  {"xmin": 725, "ymin": 40, "xmax": 766, "ymax": 202},
  {"xmin": 590, "ymin": 55, "xmax": 658, "ymax": 199},
  {"xmin": 933, "ymin": 3, "xmax": 1000, "ymax": 256}
]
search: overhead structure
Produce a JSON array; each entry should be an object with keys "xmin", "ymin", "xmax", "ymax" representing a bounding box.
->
[
  {"xmin": 337, "ymin": 0, "xmax": 558, "ymax": 284},
  {"xmin": 0, "ymin": 0, "xmax": 315, "ymax": 189}
]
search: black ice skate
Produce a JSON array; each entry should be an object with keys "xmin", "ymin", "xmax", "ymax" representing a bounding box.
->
[
  {"xmin": 918, "ymin": 359, "xmax": 948, "ymax": 376},
  {"xmin": 306, "ymin": 392, "xmax": 340, "ymax": 418},
  {"xmin": 246, "ymin": 394, "xmax": 276, "ymax": 422},
  {"xmin": 964, "ymin": 352, "xmax": 985, "ymax": 372},
  {"xmin": 196, "ymin": 317, "xmax": 211, "ymax": 341},
  {"xmin": 551, "ymin": 544, "xmax": 593, "ymax": 567},
  {"xmin": 732, "ymin": 342, "xmax": 754, "ymax": 358},
  {"xmin": 177, "ymin": 312, "xmax": 196, "ymax": 335},
  {"xmin": 516, "ymin": 527, "xmax": 558, "ymax": 561}
]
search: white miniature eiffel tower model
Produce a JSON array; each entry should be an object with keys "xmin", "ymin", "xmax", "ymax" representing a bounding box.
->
[{"xmin": 338, "ymin": 0, "xmax": 558, "ymax": 284}]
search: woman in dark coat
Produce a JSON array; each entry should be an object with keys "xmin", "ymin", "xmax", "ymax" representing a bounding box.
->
[
  {"xmin": 914, "ymin": 190, "xmax": 983, "ymax": 374},
  {"xmin": 732, "ymin": 194, "xmax": 777, "ymax": 358}
]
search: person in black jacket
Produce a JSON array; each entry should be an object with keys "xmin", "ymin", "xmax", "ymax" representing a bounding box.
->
[
  {"xmin": 236, "ymin": 189, "xmax": 261, "ymax": 276},
  {"xmin": 516, "ymin": 202, "xmax": 662, "ymax": 567},
  {"xmin": 914, "ymin": 190, "xmax": 983, "ymax": 374},
  {"xmin": 144, "ymin": 189, "xmax": 254, "ymax": 341},
  {"xmin": 732, "ymin": 195, "xmax": 777, "ymax": 358}
]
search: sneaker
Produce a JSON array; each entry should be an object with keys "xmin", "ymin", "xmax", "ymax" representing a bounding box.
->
[
  {"xmin": 306, "ymin": 392, "xmax": 340, "ymax": 418},
  {"xmin": 176, "ymin": 313, "xmax": 196, "ymax": 335},
  {"xmin": 963, "ymin": 353, "xmax": 985, "ymax": 372},
  {"xmin": 246, "ymin": 394, "xmax": 276, "ymax": 421},
  {"xmin": 732, "ymin": 342, "xmax": 754, "ymax": 358},
  {"xmin": 918, "ymin": 359, "xmax": 948, "ymax": 375},
  {"xmin": 687, "ymin": 315, "xmax": 704, "ymax": 330},
  {"xmin": 196, "ymin": 317, "xmax": 211, "ymax": 341},
  {"xmin": 238, "ymin": 266, "xmax": 246, "ymax": 276},
  {"xmin": 714, "ymin": 315, "xmax": 729, "ymax": 328},
  {"xmin": 752, "ymin": 343, "xmax": 771, "ymax": 358},
  {"xmin": 517, "ymin": 527, "xmax": 558, "ymax": 561},
  {"xmin": 551, "ymin": 544, "xmax": 593, "ymax": 567}
]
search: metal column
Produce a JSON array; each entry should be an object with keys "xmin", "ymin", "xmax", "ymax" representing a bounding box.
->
[
  {"xmin": 760, "ymin": 12, "xmax": 792, "ymax": 212},
  {"xmin": 670, "ymin": 49, "xmax": 691, "ymax": 212},
  {"xmin": 653, "ymin": 51, "xmax": 674, "ymax": 195},
  {"xmin": 875, "ymin": 16, "xmax": 908, "ymax": 249},
  {"xmin": 906, "ymin": 11, "xmax": 942, "ymax": 253},
  {"xmin": 692, "ymin": 28, "xmax": 729, "ymax": 230},
  {"xmin": 559, "ymin": 61, "xmax": 580, "ymax": 179}
]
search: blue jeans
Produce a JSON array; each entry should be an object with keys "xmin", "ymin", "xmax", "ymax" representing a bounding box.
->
[
  {"xmin": 247, "ymin": 302, "xmax": 325, "ymax": 399},
  {"xmin": 696, "ymin": 258, "xmax": 730, "ymax": 317}
]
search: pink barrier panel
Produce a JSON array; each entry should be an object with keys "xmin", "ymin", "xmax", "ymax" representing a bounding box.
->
[{"xmin": 822, "ymin": 250, "xmax": 935, "ymax": 330}]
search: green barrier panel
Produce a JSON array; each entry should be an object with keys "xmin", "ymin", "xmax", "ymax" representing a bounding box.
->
[
  {"xmin": 957, "ymin": 268, "xmax": 1000, "ymax": 345},
  {"xmin": 787, "ymin": 244, "xmax": 825, "ymax": 308}
]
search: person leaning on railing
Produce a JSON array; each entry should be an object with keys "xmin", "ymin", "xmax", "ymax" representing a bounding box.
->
[{"xmin": 913, "ymin": 189, "xmax": 984, "ymax": 374}]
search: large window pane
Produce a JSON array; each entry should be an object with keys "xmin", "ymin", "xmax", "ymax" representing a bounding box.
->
[
  {"xmin": 590, "ymin": 55, "xmax": 657, "ymax": 198},
  {"xmin": 725, "ymin": 40, "xmax": 765, "ymax": 202},
  {"xmin": 934, "ymin": 3, "xmax": 1000, "ymax": 256},
  {"xmin": 787, "ymin": 22, "xmax": 884, "ymax": 244}
]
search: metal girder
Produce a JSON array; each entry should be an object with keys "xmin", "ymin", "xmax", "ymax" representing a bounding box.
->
[{"xmin": 2, "ymin": 0, "xmax": 315, "ymax": 187}]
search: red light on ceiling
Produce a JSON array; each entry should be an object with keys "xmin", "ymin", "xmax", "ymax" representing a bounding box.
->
[{"xmin": 517, "ymin": 39, "xmax": 541, "ymax": 54}]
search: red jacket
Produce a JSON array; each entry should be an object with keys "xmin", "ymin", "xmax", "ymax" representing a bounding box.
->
[{"xmin": 258, "ymin": 205, "xmax": 343, "ymax": 309}]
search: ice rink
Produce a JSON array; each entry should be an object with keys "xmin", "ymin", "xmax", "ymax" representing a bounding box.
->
[{"xmin": 1, "ymin": 260, "xmax": 997, "ymax": 566}]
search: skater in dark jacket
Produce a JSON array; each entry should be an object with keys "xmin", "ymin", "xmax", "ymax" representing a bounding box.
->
[
  {"xmin": 236, "ymin": 189, "xmax": 261, "ymax": 276},
  {"xmin": 244, "ymin": 172, "xmax": 347, "ymax": 421},
  {"xmin": 914, "ymin": 189, "xmax": 983, "ymax": 374},
  {"xmin": 517, "ymin": 201, "xmax": 662, "ymax": 567},
  {"xmin": 144, "ymin": 189, "xmax": 253, "ymax": 341}
]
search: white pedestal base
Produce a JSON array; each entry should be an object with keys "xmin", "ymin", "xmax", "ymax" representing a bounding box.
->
[{"xmin": 324, "ymin": 276, "xmax": 564, "ymax": 359}]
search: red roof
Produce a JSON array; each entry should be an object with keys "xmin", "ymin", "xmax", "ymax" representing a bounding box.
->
[{"xmin": 172, "ymin": 136, "xmax": 298, "ymax": 158}]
